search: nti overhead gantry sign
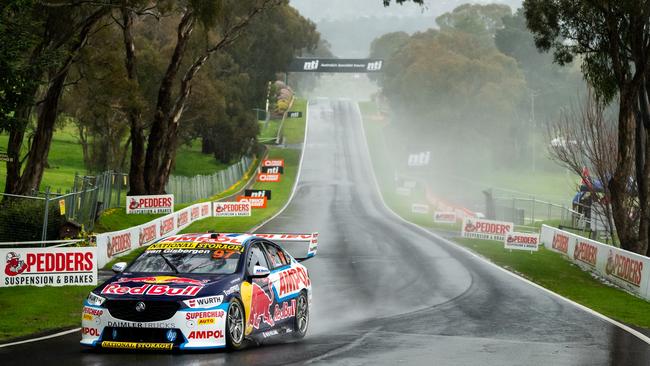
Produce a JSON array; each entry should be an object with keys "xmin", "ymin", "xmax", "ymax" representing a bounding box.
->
[{"xmin": 287, "ymin": 58, "xmax": 384, "ymax": 73}]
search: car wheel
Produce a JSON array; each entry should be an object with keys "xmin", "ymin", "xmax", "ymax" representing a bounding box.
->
[
  {"xmin": 226, "ymin": 298, "xmax": 245, "ymax": 350},
  {"xmin": 292, "ymin": 291, "xmax": 309, "ymax": 339}
]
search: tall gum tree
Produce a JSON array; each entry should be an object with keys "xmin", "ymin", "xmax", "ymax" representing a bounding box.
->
[{"xmin": 523, "ymin": 0, "xmax": 650, "ymax": 254}]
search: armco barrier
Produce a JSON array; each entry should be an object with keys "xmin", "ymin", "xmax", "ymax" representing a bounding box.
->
[
  {"xmin": 540, "ymin": 225, "xmax": 650, "ymax": 300},
  {"xmin": 95, "ymin": 202, "xmax": 212, "ymax": 268}
]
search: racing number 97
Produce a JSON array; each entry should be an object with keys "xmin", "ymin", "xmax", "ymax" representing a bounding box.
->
[{"xmin": 212, "ymin": 250, "xmax": 237, "ymax": 259}]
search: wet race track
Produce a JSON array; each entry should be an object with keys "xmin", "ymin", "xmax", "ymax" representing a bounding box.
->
[{"xmin": 4, "ymin": 98, "xmax": 650, "ymax": 365}]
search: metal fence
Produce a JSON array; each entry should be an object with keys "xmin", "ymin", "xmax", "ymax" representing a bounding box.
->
[
  {"xmin": 166, "ymin": 155, "xmax": 254, "ymax": 204},
  {"xmin": 0, "ymin": 171, "xmax": 128, "ymax": 242},
  {"xmin": 0, "ymin": 156, "xmax": 255, "ymax": 242},
  {"xmin": 488, "ymin": 193, "xmax": 614, "ymax": 239},
  {"xmin": 492, "ymin": 196, "xmax": 577, "ymax": 227}
]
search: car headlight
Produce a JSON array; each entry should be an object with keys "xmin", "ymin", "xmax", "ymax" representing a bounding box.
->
[{"xmin": 87, "ymin": 292, "xmax": 106, "ymax": 306}]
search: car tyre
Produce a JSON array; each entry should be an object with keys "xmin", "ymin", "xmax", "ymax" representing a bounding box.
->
[
  {"xmin": 292, "ymin": 291, "xmax": 309, "ymax": 339},
  {"xmin": 226, "ymin": 298, "xmax": 246, "ymax": 350}
]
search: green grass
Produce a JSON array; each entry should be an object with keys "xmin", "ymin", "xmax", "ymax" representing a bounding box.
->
[
  {"xmin": 259, "ymin": 119, "xmax": 281, "ymax": 141},
  {"xmin": 103, "ymin": 147, "xmax": 301, "ymax": 270},
  {"xmin": 0, "ymin": 125, "xmax": 233, "ymax": 192},
  {"xmin": 0, "ymin": 96, "xmax": 308, "ymax": 343},
  {"xmin": 360, "ymin": 99, "xmax": 650, "ymax": 328},
  {"xmin": 455, "ymin": 238, "xmax": 650, "ymax": 327},
  {"xmin": 282, "ymin": 98, "xmax": 307, "ymax": 145},
  {"xmin": 0, "ymin": 126, "xmax": 85, "ymax": 191},
  {"xmin": 0, "ymin": 285, "xmax": 94, "ymax": 340},
  {"xmin": 173, "ymin": 140, "xmax": 231, "ymax": 177},
  {"xmin": 94, "ymin": 156, "xmax": 261, "ymax": 233}
]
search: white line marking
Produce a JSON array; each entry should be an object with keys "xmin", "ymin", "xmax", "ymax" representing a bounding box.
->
[
  {"xmin": 354, "ymin": 101, "xmax": 650, "ymax": 346},
  {"xmin": 0, "ymin": 102, "xmax": 312, "ymax": 348},
  {"xmin": 251, "ymin": 101, "xmax": 311, "ymax": 232},
  {"xmin": 0, "ymin": 328, "xmax": 80, "ymax": 348}
]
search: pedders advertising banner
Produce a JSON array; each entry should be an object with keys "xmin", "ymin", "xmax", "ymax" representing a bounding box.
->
[
  {"xmin": 461, "ymin": 217, "xmax": 514, "ymax": 242},
  {"xmin": 540, "ymin": 225, "xmax": 650, "ymax": 300},
  {"xmin": 126, "ymin": 194, "xmax": 174, "ymax": 214},
  {"xmin": 1, "ymin": 247, "xmax": 97, "ymax": 287},
  {"xmin": 95, "ymin": 202, "xmax": 213, "ymax": 267}
]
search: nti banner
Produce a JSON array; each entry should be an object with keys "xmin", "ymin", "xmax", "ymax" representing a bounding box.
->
[
  {"xmin": 1, "ymin": 247, "xmax": 97, "ymax": 287},
  {"xmin": 461, "ymin": 217, "xmax": 514, "ymax": 241},
  {"xmin": 287, "ymin": 58, "xmax": 384, "ymax": 73},
  {"xmin": 127, "ymin": 194, "xmax": 174, "ymax": 214}
]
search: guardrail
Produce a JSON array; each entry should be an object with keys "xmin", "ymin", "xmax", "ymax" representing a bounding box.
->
[{"xmin": 540, "ymin": 225, "xmax": 650, "ymax": 301}]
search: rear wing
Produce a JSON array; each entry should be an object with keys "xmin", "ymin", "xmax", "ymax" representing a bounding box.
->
[{"xmin": 252, "ymin": 232, "xmax": 318, "ymax": 261}]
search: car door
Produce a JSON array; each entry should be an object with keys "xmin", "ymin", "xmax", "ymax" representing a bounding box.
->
[
  {"xmin": 244, "ymin": 242, "xmax": 276, "ymax": 335},
  {"xmin": 261, "ymin": 242, "xmax": 296, "ymax": 328}
]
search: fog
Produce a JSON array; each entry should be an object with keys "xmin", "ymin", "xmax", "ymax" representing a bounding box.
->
[{"xmin": 290, "ymin": 0, "xmax": 584, "ymax": 218}]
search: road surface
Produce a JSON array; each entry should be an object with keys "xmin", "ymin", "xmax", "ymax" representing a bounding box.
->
[{"xmin": 3, "ymin": 98, "xmax": 650, "ymax": 365}]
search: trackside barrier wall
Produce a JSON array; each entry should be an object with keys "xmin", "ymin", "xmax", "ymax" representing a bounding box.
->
[
  {"xmin": 540, "ymin": 224, "xmax": 650, "ymax": 300},
  {"xmin": 95, "ymin": 202, "xmax": 212, "ymax": 268}
]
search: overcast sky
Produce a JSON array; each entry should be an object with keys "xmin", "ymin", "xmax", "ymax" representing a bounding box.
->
[{"xmin": 289, "ymin": 0, "xmax": 523, "ymax": 22}]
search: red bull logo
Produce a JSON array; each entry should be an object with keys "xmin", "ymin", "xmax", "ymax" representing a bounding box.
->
[
  {"xmin": 102, "ymin": 283, "xmax": 201, "ymax": 296},
  {"xmin": 118, "ymin": 276, "xmax": 206, "ymax": 286},
  {"xmin": 249, "ymin": 283, "xmax": 274, "ymax": 329}
]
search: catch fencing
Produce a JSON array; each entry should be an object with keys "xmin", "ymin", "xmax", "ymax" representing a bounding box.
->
[
  {"xmin": 165, "ymin": 155, "xmax": 254, "ymax": 204},
  {"xmin": 0, "ymin": 155, "xmax": 255, "ymax": 242}
]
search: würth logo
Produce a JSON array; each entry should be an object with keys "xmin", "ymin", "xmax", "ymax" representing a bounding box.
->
[
  {"xmin": 407, "ymin": 151, "xmax": 430, "ymax": 167},
  {"xmin": 303, "ymin": 60, "xmax": 319, "ymax": 71}
]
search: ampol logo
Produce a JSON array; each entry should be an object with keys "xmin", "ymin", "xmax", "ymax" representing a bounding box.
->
[{"xmin": 4, "ymin": 252, "xmax": 27, "ymax": 276}]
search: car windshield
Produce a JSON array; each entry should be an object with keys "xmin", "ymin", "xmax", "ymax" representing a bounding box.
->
[{"xmin": 127, "ymin": 242, "xmax": 243, "ymax": 274}]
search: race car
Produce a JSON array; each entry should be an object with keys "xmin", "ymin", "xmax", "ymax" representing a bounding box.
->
[{"xmin": 80, "ymin": 232, "xmax": 317, "ymax": 351}]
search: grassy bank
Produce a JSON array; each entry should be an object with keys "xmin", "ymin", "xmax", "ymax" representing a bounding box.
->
[
  {"xmin": 455, "ymin": 238, "xmax": 650, "ymax": 327},
  {"xmin": 0, "ymin": 98, "xmax": 308, "ymax": 343},
  {"xmin": 103, "ymin": 147, "xmax": 300, "ymax": 269},
  {"xmin": 360, "ymin": 100, "xmax": 650, "ymax": 329},
  {"xmin": 0, "ymin": 285, "xmax": 94, "ymax": 341},
  {"xmin": 0, "ymin": 127, "xmax": 233, "ymax": 192}
]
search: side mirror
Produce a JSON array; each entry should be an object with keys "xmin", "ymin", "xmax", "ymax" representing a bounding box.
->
[
  {"xmin": 250, "ymin": 265, "xmax": 270, "ymax": 278},
  {"xmin": 112, "ymin": 262, "xmax": 127, "ymax": 273}
]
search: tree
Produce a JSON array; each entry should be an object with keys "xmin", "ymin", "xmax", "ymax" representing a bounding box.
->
[
  {"xmin": 524, "ymin": 0, "xmax": 650, "ymax": 254},
  {"xmin": 0, "ymin": 1, "xmax": 112, "ymax": 195},
  {"xmin": 119, "ymin": 0, "xmax": 284, "ymax": 195},
  {"xmin": 435, "ymin": 3, "xmax": 510, "ymax": 41},
  {"xmin": 547, "ymin": 90, "xmax": 617, "ymax": 240}
]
